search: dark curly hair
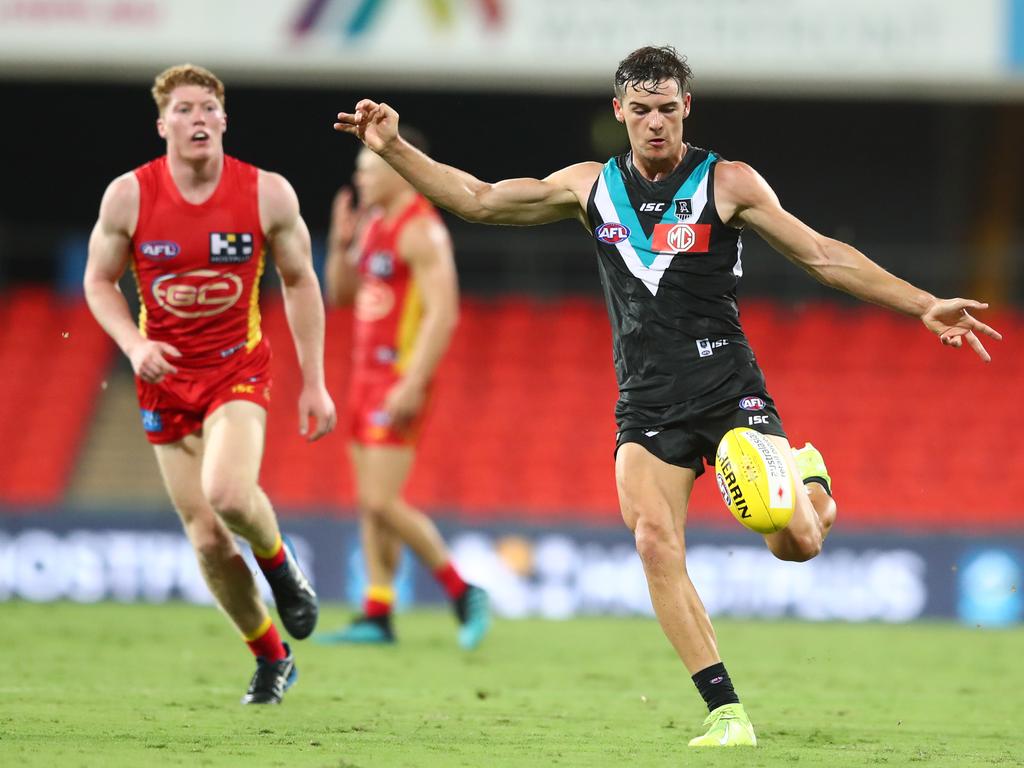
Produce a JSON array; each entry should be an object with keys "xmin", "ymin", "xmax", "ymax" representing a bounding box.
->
[{"xmin": 613, "ymin": 45, "xmax": 693, "ymax": 99}]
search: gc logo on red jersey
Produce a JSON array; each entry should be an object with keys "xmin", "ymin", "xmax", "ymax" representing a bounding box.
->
[{"xmin": 152, "ymin": 269, "xmax": 243, "ymax": 318}]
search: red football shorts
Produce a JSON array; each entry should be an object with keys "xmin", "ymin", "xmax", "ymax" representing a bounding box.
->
[
  {"xmin": 347, "ymin": 374, "xmax": 429, "ymax": 447},
  {"xmin": 135, "ymin": 339, "xmax": 272, "ymax": 445}
]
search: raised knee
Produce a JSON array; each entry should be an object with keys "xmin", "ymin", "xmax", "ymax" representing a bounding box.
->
[{"xmin": 773, "ymin": 531, "xmax": 822, "ymax": 563}]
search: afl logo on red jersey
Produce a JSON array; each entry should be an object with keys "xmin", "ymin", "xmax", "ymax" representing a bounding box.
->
[
  {"xmin": 355, "ymin": 281, "xmax": 395, "ymax": 323},
  {"xmin": 140, "ymin": 241, "xmax": 180, "ymax": 260},
  {"xmin": 595, "ymin": 222, "xmax": 630, "ymax": 244},
  {"xmin": 152, "ymin": 269, "xmax": 243, "ymax": 319}
]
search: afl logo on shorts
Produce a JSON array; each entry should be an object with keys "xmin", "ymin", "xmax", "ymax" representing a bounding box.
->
[
  {"xmin": 595, "ymin": 222, "xmax": 630, "ymax": 244},
  {"xmin": 739, "ymin": 396, "xmax": 766, "ymax": 411},
  {"xmin": 355, "ymin": 281, "xmax": 395, "ymax": 322},
  {"xmin": 140, "ymin": 241, "xmax": 180, "ymax": 261},
  {"xmin": 152, "ymin": 269, "xmax": 243, "ymax": 319}
]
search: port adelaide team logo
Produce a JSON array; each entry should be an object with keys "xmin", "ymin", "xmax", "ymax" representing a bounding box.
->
[{"xmin": 209, "ymin": 232, "xmax": 254, "ymax": 263}]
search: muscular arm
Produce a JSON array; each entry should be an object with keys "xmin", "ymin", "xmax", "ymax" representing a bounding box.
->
[
  {"xmin": 716, "ymin": 161, "xmax": 1001, "ymax": 360},
  {"xmin": 260, "ymin": 170, "xmax": 337, "ymax": 439},
  {"xmin": 383, "ymin": 215, "xmax": 459, "ymax": 427},
  {"xmin": 84, "ymin": 173, "xmax": 181, "ymax": 382},
  {"xmin": 335, "ymin": 100, "xmax": 598, "ymax": 227}
]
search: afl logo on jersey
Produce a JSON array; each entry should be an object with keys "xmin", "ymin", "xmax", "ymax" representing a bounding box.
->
[
  {"xmin": 595, "ymin": 222, "xmax": 630, "ymax": 244},
  {"xmin": 140, "ymin": 241, "xmax": 180, "ymax": 261},
  {"xmin": 739, "ymin": 396, "xmax": 767, "ymax": 411},
  {"xmin": 367, "ymin": 251, "xmax": 395, "ymax": 278},
  {"xmin": 152, "ymin": 269, "xmax": 243, "ymax": 319},
  {"xmin": 355, "ymin": 281, "xmax": 396, "ymax": 323}
]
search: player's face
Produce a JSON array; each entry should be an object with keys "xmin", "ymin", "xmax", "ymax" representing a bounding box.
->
[
  {"xmin": 157, "ymin": 85, "xmax": 226, "ymax": 162},
  {"xmin": 613, "ymin": 79, "xmax": 690, "ymax": 164},
  {"xmin": 353, "ymin": 148, "xmax": 405, "ymax": 207}
]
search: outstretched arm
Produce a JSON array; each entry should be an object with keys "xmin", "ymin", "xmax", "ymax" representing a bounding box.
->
[
  {"xmin": 334, "ymin": 99, "xmax": 597, "ymax": 227},
  {"xmin": 716, "ymin": 161, "xmax": 1002, "ymax": 361},
  {"xmin": 260, "ymin": 170, "xmax": 337, "ymax": 440},
  {"xmin": 84, "ymin": 173, "xmax": 182, "ymax": 382}
]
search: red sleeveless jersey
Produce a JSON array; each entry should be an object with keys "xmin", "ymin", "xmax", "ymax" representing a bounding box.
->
[
  {"xmin": 352, "ymin": 195, "xmax": 437, "ymax": 378},
  {"xmin": 130, "ymin": 155, "xmax": 266, "ymax": 369}
]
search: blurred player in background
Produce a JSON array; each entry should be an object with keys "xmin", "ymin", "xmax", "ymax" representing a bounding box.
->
[
  {"xmin": 333, "ymin": 46, "xmax": 1001, "ymax": 745},
  {"xmin": 84, "ymin": 64, "xmax": 336, "ymax": 704},
  {"xmin": 320, "ymin": 129, "xmax": 490, "ymax": 649}
]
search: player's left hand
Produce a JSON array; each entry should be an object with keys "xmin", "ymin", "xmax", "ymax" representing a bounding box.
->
[
  {"xmin": 921, "ymin": 298, "xmax": 1003, "ymax": 362},
  {"xmin": 298, "ymin": 384, "xmax": 337, "ymax": 442},
  {"xmin": 383, "ymin": 379, "xmax": 427, "ymax": 431}
]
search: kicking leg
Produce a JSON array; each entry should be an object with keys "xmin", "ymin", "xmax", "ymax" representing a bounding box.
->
[{"xmin": 761, "ymin": 435, "xmax": 837, "ymax": 562}]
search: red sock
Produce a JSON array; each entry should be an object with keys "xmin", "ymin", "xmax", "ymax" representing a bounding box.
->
[
  {"xmin": 253, "ymin": 535, "xmax": 286, "ymax": 572},
  {"xmin": 433, "ymin": 561, "xmax": 468, "ymax": 601},
  {"xmin": 245, "ymin": 618, "xmax": 287, "ymax": 662},
  {"xmin": 364, "ymin": 585, "xmax": 395, "ymax": 619}
]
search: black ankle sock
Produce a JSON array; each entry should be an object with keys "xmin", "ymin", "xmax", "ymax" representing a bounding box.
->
[
  {"xmin": 692, "ymin": 662, "xmax": 740, "ymax": 712},
  {"xmin": 803, "ymin": 475, "xmax": 832, "ymax": 497}
]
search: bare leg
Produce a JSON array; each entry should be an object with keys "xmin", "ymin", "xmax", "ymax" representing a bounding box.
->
[
  {"xmin": 353, "ymin": 444, "xmax": 451, "ymax": 570},
  {"xmin": 154, "ymin": 433, "xmax": 268, "ymax": 636},
  {"xmin": 616, "ymin": 442, "xmax": 719, "ymax": 674},
  {"xmin": 350, "ymin": 443, "xmax": 404, "ymax": 588},
  {"xmin": 762, "ymin": 434, "xmax": 837, "ymax": 562},
  {"xmin": 200, "ymin": 401, "xmax": 280, "ymax": 553}
]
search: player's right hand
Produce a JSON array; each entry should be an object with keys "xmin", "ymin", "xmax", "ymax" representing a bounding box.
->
[
  {"xmin": 128, "ymin": 339, "xmax": 181, "ymax": 383},
  {"xmin": 334, "ymin": 99, "xmax": 400, "ymax": 155}
]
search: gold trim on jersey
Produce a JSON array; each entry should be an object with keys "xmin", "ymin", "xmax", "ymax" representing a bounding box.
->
[
  {"xmin": 246, "ymin": 247, "xmax": 265, "ymax": 352},
  {"xmin": 394, "ymin": 276, "xmax": 422, "ymax": 373},
  {"xmin": 129, "ymin": 259, "xmax": 148, "ymax": 338}
]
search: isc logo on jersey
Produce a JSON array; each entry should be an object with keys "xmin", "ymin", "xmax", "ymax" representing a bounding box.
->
[
  {"xmin": 595, "ymin": 222, "xmax": 630, "ymax": 244},
  {"xmin": 152, "ymin": 269, "xmax": 243, "ymax": 319},
  {"xmin": 714, "ymin": 427, "xmax": 795, "ymax": 534}
]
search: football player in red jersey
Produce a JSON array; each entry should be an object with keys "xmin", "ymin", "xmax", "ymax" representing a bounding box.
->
[
  {"xmin": 320, "ymin": 133, "xmax": 490, "ymax": 649},
  {"xmin": 84, "ymin": 64, "xmax": 336, "ymax": 704}
]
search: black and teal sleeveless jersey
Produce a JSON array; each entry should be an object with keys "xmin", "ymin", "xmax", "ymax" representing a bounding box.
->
[{"xmin": 587, "ymin": 145, "xmax": 762, "ymax": 428}]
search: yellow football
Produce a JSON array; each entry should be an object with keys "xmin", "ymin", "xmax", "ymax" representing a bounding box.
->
[{"xmin": 714, "ymin": 428, "xmax": 796, "ymax": 534}]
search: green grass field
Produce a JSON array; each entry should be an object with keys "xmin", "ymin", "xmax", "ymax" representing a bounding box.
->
[{"xmin": 3, "ymin": 602, "xmax": 1022, "ymax": 767}]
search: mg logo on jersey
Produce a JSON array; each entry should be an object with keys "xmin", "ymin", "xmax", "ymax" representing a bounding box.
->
[
  {"xmin": 595, "ymin": 222, "xmax": 630, "ymax": 244},
  {"xmin": 152, "ymin": 269, "xmax": 243, "ymax": 319},
  {"xmin": 209, "ymin": 232, "xmax": 254, "ymax": 264},
  {"xmin": 740, "ymin": 396, "xmax": 767, "ymax": 411},
  {"xmin": 139, "ymin": 241, "xmax": 180, "ymax": 260},
  {"xmin": 652, "ymin": 222, "xmax": 711, "ymax": 253}
]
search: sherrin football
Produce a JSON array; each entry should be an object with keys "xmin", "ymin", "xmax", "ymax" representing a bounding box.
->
[{"xmin": 714, "ymin": 428, "xmax": 796, "ymax": 534}]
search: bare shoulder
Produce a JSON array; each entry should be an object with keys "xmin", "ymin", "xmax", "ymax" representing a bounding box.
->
[
  {"xmin": 258, "ymin": 170, "xmax": 301, "ymax": 233},
  {"xmin": 546, "ymin": 161, "xmax": 604, "ymax": 198},
  {"xmin": 397, "ymin": 212, "xmax": 452, "ymax": 264},
  {"xmin": 98, "ymin": 172, "xmax": 140, "ymax": 234},
  {"xmin": 713, "ymin": 160, "xmax": 779, "ymax": 226}
]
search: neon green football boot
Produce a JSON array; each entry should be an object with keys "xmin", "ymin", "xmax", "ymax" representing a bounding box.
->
[
  {"xmin": 793, "ymin": 442, "xmax": 832, "ymax": 495},
  {"xmin": 687, "ymin": 703, "xmax": 757, "ymax": 747}
]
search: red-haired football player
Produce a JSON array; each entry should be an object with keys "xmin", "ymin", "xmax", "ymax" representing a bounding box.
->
[
  {"xmin": 85, "ymin": 64, "xmax": 336, "ymax": 704},
  {"xmin": 321, "ymin": 129, "xmax": 489, "ymax": 649}
]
